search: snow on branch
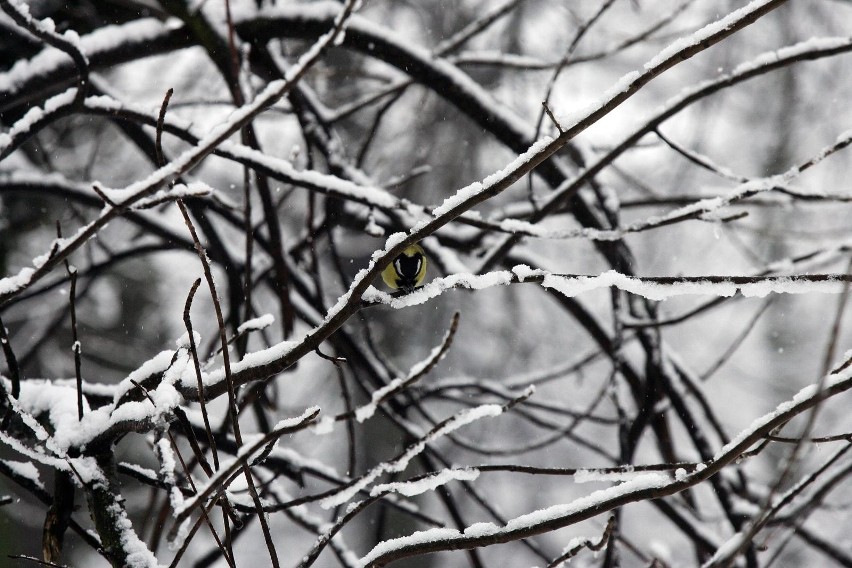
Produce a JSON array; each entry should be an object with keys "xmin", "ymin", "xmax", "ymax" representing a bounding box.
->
[
  {"xmin": 0, "ymin": 0, "xmax": 358, "ymax": 308},
  {"xmin": 0, "ymin": 87, "xmax": 77, "ymax": 160},
  {"xmin": 0, "ymin": 0, "xmax": 88, "ymax": 106},
  {"xmin": 370, "ymin": 468, "xmax": 481, "ymax": 498},
  {"xmin": 318, "ymin": 397, "xmax": 524, "ymax": 511},
  {"xmin": 0, "ymin": 17, "xmax": 170, "ymax": 102},
  {"xmin": 359, "ymin": 359, "xmax": 852, "ymax": 566},
  {"xmin": 186, "ymin": 0, "xmax": 791, "ymax": 405},
  {"xmin": 477, "ymin": 33, "xmax": 852, "ymax": 270},
  {"xmin": 346, "ymin": 312, "xmax": 459, "ymax": 424},
  {"xmin": 362, "ymin": 268, "xmax": 852, "ymax": 310},
  {"xmin": 169, "ymin": 406, "xmax": 320, "ymax": 534},
  {"xmin": 295, "ymin": 467, "xmax": 482, "ymax": 568}
]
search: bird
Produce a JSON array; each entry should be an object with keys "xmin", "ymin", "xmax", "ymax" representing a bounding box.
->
[{"xmin": 381, "ymin": 244, "xmax": 428, "ymax": 293}]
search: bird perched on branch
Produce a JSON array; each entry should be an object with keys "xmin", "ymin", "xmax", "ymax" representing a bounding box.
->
[{"xmin": 381, "ymin": 244, "xmax": 428, "ymax": 293}]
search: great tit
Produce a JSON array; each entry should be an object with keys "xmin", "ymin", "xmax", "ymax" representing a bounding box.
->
[{"xmin": 381, "ymin": 244, "xmax": 428, "ymax": 293}]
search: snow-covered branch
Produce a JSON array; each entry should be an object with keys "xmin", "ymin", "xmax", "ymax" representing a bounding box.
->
[{"xmin": 360, "ymin": 359, "xmax": 852, "ymax": 566}]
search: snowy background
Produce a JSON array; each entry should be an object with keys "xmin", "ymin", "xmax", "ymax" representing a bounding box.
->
[{"xmin": 1, "ymin": 0, "xmax": 852, "ymax": 566}]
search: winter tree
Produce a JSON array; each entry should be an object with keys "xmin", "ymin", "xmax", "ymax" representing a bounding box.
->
[{"xmin": 1, "ymin": 0, "xmax": 851, "ymax": 566}]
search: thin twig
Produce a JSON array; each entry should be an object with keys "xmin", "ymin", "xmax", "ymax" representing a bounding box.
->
[
  {"xmin": 56, "ymin": 222, "xmax": 84, "ymax": 421},
  {"xmin": 0, "ymin": 313, "xmax": 20, "ymax": 409},
  {"xmin": 546, "ymin": 515, "xmax": 617, "ymax": 568},
  {"xmin": 182, "ymin": 278, "xmax": 220, "ymax": 469},
  {"xmin": 821, "ymin": 257, "xmax": 852, "ymax": 375},
  {"xmin": 541, "ymin": 101, "xmax": 564, "ymax": 135}
]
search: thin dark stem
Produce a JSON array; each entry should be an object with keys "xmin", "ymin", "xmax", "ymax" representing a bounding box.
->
[
  {"xmin": 0, "ymin": 314, "xmax": 20, "ymax": 399},
  {"xmin": 183, "ymin": 278, "xmax": 220, "ymax": 470},
  {"xmin": 546, "ymin": 515, "xmax": 616, "ymax": 568},
  {"xmin": 57, "ymin": 221, "xmax": 84, "ymax": 421}
]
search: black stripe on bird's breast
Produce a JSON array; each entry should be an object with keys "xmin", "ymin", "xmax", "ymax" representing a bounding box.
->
[{"xmin": 394, "ymin": 253, "xmax": 422, "ymax": 287}]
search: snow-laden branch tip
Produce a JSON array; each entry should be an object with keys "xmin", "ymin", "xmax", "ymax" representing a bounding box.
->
[{"xmin": 236, "ymin": 313, "xmax": 275, "ymax": 335}]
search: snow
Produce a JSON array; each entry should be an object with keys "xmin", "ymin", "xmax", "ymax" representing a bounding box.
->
[
  {"xmin": 712, "ymin": 365, "xmax": 852, "ymax": 462},
  {"xmin": 6, "ymin": 348, "xmax": 186, "ymax": 457},
  {"xmin": 0, "ymin": 429, "xmax": 63, "ymax": 472},
  {"xmin": 702, "ymin": 531, "xmax": 746, "ymax": 568},
  {"xmin": 355, "ymin": 378, "xmax": 403, "ymax": 422},
  {"xmin": 0, "ymin": 266, "xmax": 35, "ymax": 295},
  {"xmin": 106, "ymin": 501, "xmax": 159, "ymax": 568},
  {"xmin": 364, "ymin": 265, "xmax": 851, "ymax": 311},
  {"xmin": 113, "ymin": 350, "xmax": 175, "ymax": 403},
  {"xmin": 370, "ymin": 468, "xmax": 480, "ymax": 497},
  {"xmin": 237, "ymin": 313, "xmax": 275, "ymax": 334},
  {"xmin": 198, "ymin": 339, "xmax": 300, "ymax": 387},
  {"xmin": 313, "ymin": 415, "xmax": 336, "ymax": 435},
  {"xmin": 363, "ymin": 271, "xmax": 515, "ymax": 309},
  {"xmin": 123, "ymin": 182, "xmax": 213, "ymax": 209},
  {"xmin": 359, "ymin": 528, "xmax": 461, "ymax": 567},
  {"xmin": 432, "ymin": 136, "xmax": 553, "ymax": 217},
  {"xmin": 574, "ymin": 468, "xmax": 639, "ymax": 484},
  {"xmin": 160, "ymin": 443, "xmax": 187, "ymax": 510},
  {"xmin": 1, "ymin": 459, "xmax": 43, "ymax": 490},
  {"xmin": 542, "ymin": 271, "xmax": 848, "ymax": 301},
  {"xmin": 0, "ymin": 88, "xmax": 77, "ymax": 155},
  {"xmin": 644, "ymin": 0, "xmax": 776, "ymax": 71},
  {"xmin": 511, "ymin": 264, "xmax": 545, "ymax": 281},
  {"xmin": 733, "ymin": 36, "xmax": 852, "ymax": 76},
  {"xmin": 15, "ymin": 380, "xmax": 90, "ymax": 446},
  {"xmin": 272, "ymin": 406, "xmax": 321, "ymax": 432},
  {"xmin": 359, "ymin": 473, "xmax": 670, "ymax": 566},
  {"xmin": 221, "ymin": 140, "xmax": 401, "ymax": 209},
  {"xmin": 175, "ymin": 331, "xmax": 200, "ymax": 349},
  {"xmin": 463, "ymin": 522, "xmax": 500, "ymax": 538},
  {"xmin": 507, "ymin": 473, "xmax": 669, "ymax": 530},
  {"xmin": 0, "ymin": 18, "xmax": 167, "ymax": 95},
  {"xmin": 119, "ymin": 462, "xmax": 157, "ymax": 482},
  {"xmin": 321, "ymin": 404, "xmax": 503, "ymax": 509}
]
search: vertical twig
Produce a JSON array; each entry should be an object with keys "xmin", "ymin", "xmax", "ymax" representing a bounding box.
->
[
  {"xmin": 316, "ymin": 348, "xmax": 356, "ymax": 475},
  {"xmin": 57, "ymin": 222, "xmax": 84, "ymax": 421},
  {"xmin": 0, "ymin": 313, "xmax": 20, "ymax": 401},
  {"xmin": 183, "ymin": 278, "xmax": 220, "ymax": 469},
  {"xmin": 821, "ymin": 256, "xmax": 852, "ymax": 375}
]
